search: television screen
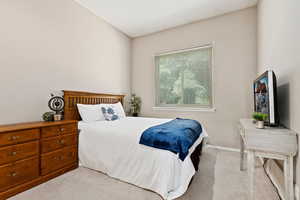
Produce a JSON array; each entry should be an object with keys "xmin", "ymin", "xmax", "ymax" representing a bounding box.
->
[
  {"xmin": 254, "ymin": 70, "xmax": 278, "ymax": 126},
  {"xmin": 254, "ymin": 76, "xmax": 269, "ymax": 113}
]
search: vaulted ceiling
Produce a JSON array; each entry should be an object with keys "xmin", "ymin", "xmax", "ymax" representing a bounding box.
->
[{"xmin": 75, "ymin": 0, "xmax": 257, "ymax": 37}]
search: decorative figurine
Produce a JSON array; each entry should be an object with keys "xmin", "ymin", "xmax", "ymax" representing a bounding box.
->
[{"xmin": 48, "ymin": 93, "xmax": 65, "ymax": 121}]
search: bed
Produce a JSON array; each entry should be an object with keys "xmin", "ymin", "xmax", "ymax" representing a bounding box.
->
[{"xmin": 63, "ymin": 90, "xmax": 208, "ymax": 200}]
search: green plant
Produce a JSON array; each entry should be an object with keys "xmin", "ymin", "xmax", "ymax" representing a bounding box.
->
[
  {"xmin": 42, "ymin": 112, "xmax": 55, "ymax": 122},
  {"xmin": 129, "ymin": 94, "xmax": 141, "ymax": 115},
  {"xmin": 252, "ymin": 112, "xmax": 268, "ymax": 121}
]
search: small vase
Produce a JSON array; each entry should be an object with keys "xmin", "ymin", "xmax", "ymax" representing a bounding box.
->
[
  {"xmin": 256, "ymin": 121, "xmax": 264, "ymax": 129},
  {"xmin": 54, "ymin": 114, "xmax": 62, "ymax": 121}
]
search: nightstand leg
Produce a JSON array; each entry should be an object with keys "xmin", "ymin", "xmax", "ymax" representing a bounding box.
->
[
  {"xmin": 247, "ymin": 151, "xmax": 255, "ymax": 200},
  {"xmin": 240, "ymin": 136, "xmax": 245, "ymax": 171},
  {"xmin": 284, "ymin": 156, "xmax": 294, "ymax": 200}
]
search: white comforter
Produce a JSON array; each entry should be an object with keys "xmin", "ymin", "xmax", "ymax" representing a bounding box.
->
[{"xmin": 78, "ymin": 117, "xmax": 208, "ymax": 200}]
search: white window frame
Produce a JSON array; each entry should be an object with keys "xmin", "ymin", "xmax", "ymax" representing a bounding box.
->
[{"xmin": 154, "ymin": 44, "xmax": 215, "ymax": 112}]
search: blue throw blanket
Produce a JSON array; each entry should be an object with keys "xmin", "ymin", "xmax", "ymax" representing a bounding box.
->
[{"xmin": 139, "ymin": 118, "xmax": 202, "ymax": 161}]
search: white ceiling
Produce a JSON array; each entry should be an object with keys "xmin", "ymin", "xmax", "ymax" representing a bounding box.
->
[{"xmin": 75, "ymin": 0, "xmax": 257, "ymax": 38}]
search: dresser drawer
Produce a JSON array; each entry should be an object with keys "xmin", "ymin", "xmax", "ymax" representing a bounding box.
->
[
  {"xmin": 0, "ymin": 141, "xmax": 39, "ymax": 166},
  {"xmin": 41, "ymin": 124, "xmax": 77, "ymax": 138},
  {"xmin": 41, "ymin": 134, "xmax": 78, "ymax": 154},
  {"xmin": 0, "ymin": 157, "xmax": 39, "ymax": 192},
  {"xmin": 0, "ymin": 129, "xmax": 40, "ymax": 147},
  {"xmin": 41, "ymin": 146, "xmax": 77, "ymax": 175}
]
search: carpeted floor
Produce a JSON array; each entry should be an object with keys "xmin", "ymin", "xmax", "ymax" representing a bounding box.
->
[{"xmin": 9, "ymin": 147, "xmax": 280, "ymax": 200}]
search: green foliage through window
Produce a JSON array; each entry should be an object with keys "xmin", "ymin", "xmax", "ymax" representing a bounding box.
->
[{"xmin": 155, "ymin": 46, "xmax": 212, "ymax": 107}]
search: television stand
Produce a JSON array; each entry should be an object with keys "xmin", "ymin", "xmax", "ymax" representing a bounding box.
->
[{"xmin": 238, "ymin": 119, "xmax": 297, "ymax": 200}]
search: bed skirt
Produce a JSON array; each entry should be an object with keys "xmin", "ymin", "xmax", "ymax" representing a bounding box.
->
[{"xmin": 191, "ymin": 141, "xmax": 203, "ymax": 171}]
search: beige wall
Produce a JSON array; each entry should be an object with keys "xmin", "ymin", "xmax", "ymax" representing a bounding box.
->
[
  {"xmin": 0, "ymin": 0, "xmax": 131, "ymax": 125},
  {"xmin": 257, "ymin": 0, "xmax": 300, "ymax": 193},
  {"xmin": 132, "ymin": 7, "xmax": 257, "ymax": 148}
]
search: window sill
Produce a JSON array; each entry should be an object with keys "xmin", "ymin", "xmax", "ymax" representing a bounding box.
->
[{"xmin": 152, "ymin": 107, "xmax": 216, "ymax": 112}]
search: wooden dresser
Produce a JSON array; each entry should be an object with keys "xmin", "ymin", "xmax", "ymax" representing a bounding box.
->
[{"xmin": 0, "ymin": 120, "xmax": 78, "ymax": 200}]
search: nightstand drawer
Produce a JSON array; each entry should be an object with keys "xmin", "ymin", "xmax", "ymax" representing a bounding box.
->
[
  {"xmin": 0, "ymin": 141, "xmax": 39, "ymax": 166},
  {"xmin": 0, "ymin": 129, "xmax": 40, "ymax": 147},
  {"xmin": 0, "ymin": 157, "xmax": 39, "ymax": 192},
  {"xmin": 41, "ymin": 134, "xmax": 78, "ymax": 154},
  {"xmin": 41, "ymin": 124, "xmax": 77, "ymax": 138},
  {"xmin": 41, "ymin": 146, "xmax": 77, "ymax": 175}
]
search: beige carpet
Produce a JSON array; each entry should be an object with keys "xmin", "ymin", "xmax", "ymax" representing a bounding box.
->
[{"xmin": 9, "ymin": 148, "xmax": 280, "ymax": 200}]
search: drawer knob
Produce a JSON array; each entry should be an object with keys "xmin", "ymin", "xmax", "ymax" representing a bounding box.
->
[
  {"xmin": 8, "ymin": 172, "xmax": 17, "ymax": 177},
  {"xmin": 60, "ymin": 128, "xmax": 65, "ymax": 132},
  {"xmin": 9, "ymin": 135, "xmax": 20, "ymax": 141},
  {"xmin": 9, "ymin": 151, "xmax": 17, "ymax": 156},
  {"xmin": 57, "ymin": 140, "xmax": 65, "ymax": 144}
]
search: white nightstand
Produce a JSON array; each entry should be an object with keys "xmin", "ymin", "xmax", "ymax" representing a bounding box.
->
[{"xmin": 238, "ymin": 119, "xmax": 297, "ymax": 200}]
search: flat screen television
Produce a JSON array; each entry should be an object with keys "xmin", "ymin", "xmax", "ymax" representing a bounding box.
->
[{"xmin": 254, "ymin": 70, "xmax": 279, "ymax": 126}]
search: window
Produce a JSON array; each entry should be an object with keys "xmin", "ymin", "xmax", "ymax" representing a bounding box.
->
[{"xmin": 155, "ymin": 45, "xmax": 213, "ymax": 109}]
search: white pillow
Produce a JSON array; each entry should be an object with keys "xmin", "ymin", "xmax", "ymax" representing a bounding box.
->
[
  {"xmin": 77, "ymin": 104, "xmax": 105, "ymax": 123},
  {"xmin": 100, "ymin": 102, "xmax": 126, "ymax": 119}
]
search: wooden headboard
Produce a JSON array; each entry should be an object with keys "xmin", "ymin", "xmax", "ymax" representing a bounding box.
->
[{"xmin": 63, "ymin": 90, "xmax": 125, "ymax": 120}]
